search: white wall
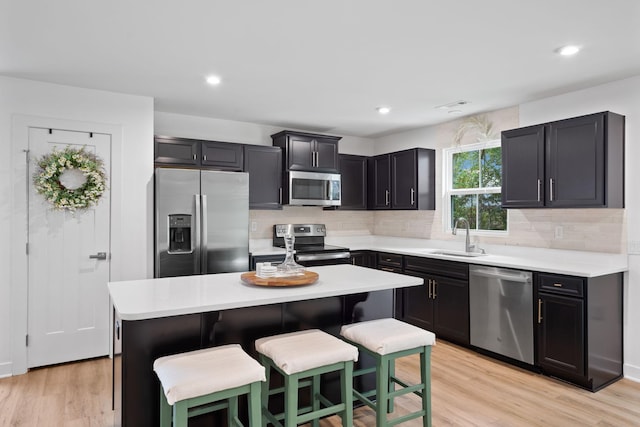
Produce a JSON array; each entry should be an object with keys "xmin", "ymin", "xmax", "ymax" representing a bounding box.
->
[
  {"xmin": 519, "ymin": 75, "xmax": 640, "ymax": 380},
  {"xmin": 1, "ymin": 76, "xmax": 154, "ymax": 376}
]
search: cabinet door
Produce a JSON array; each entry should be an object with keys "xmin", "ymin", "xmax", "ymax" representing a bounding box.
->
[
  {"xmin": 396, "ymin": 270, "xmax": 433, "ymax": 330},
  {"xmin": 432, "ymin": 275, "xmax": 470, "ymax": 345},
  {"xmin": 501, "ymin": 125, "xmax": 545, "ymax": 207},
  {"xmin": 244, "ymin": 145, "xmax": 282, "ymax": 210},
  {"xmin": 201, "ymin": 140, "xmax": 243, "ymax": 171},
  {"xmin": 154, "ymin": 136, "xmax": 200, "ymax": 166},
  {"xmin": 537, "ymin": 292, "xmax": 585, "ymax": 378},
  {"xmin": 391, "ymin": 150, "xmax": 418, "ymax": 209},
  {"xmin": 339, "ymin": 154, "xmax": 367, "ymax": 210},
  {"xmin": 369, "ymin": 155, "xmax": 391, "ymax": 209},
  {"xmin": 287, "ymin": 134, "xmax": 315, "ymax": 170},
  {"xmin": 547, "ymin": 113, "xmax": 604, "ymax": 207},
  {"xmin": 315, "ymin": 138, "xmax": 339, "ymax": 172}
]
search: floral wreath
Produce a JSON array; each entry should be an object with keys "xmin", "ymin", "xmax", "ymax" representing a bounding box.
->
[{"xmin": 33, "ymin": 146, "xmax": 107, "ymax": 211}]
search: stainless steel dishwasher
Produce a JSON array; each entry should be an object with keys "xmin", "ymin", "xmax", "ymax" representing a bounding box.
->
[{"xmin": 469, "ymin": 266, "xmax": 533, "ymax": 364}]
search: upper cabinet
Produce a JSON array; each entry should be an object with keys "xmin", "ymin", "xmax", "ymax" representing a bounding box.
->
[
  {"xmin": 155, "ymin": 135, "xmax": 243, "ymax": 171},
  {"xmin": 244, "ymin": 145, "xmax": 282, "ymax": 210},
  {"xmin": 271, "ymin": 130, "xmax": 341, "ymax": 173},
  {"xmin": 501, "ymin": 111, "xmax": 624, "ymax": 208},
  {"xmin": 369, "ymin": 148, "xmax": 435, "ymax": 210},
  {"xmin": 338, "ymin": 154, "xmax": 368, "ymax": 210}
]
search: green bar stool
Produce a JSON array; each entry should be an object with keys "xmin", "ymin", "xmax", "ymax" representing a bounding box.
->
[
  {"xmin": 255, "ymin": 329, "xmax": 359, "ymax": 427},
  {"xmin": 153, "ymin": 344, "xmax": 266, "ymax": 427},
  {"xmin": 340, "ymin": 318, "xmax": 436, "ymax": 427}
]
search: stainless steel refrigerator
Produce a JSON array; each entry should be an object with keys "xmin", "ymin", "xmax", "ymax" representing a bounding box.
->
[{"xmin": 155, "ymin": 168, "xmax": 249, "ymax": 278}]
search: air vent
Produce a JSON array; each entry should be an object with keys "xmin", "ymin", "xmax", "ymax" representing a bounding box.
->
[{"xmin": 435, "ymin": 100, "xmax": 470, "ymax": 110}]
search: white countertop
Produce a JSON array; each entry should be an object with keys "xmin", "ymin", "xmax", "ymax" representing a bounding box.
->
[
  {"xmin": 108, "ymin": 264, "xmax": 422, "ymax": 321},
  {"xmin": 250, "ymin": 236, "xmax": 628, "ymax": 277}
]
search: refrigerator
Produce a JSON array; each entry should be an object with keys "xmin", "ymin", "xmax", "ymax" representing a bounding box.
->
[{"xmin": 155, "ymin": 168, "xmax": 249, "ymax": 278}]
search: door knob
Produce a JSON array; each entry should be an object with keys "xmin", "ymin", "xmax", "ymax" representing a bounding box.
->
[{"xmin": 89, "ymin": 252, "xmax": 107, "ymax": 260}]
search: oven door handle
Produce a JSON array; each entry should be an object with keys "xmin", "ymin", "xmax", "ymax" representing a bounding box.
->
[{"xmin": 295, "ymin": 252, "xmax": 351, "ymax": 262}]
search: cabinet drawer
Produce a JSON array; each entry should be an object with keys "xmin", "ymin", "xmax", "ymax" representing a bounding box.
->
[
  {"xmin": 538, "ymin": 273, "xmax": 584, "ymax": 297},
  {"xmin": 377, "ymin": 252, "xmax": 403, "ymax": 268},
  {"xmin": 404, "ymin": 256, "xmax": 468, "ymax": 280}
]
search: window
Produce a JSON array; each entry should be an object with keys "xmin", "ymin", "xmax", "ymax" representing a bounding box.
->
[{"xmin": 443, "ymin": 140, "xmax": 507, "ymax": 233}]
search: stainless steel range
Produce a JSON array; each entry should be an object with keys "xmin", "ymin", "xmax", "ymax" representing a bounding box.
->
[{"xmin": 273, "ymin": 224, "xmax": 351, "ymax": 266}]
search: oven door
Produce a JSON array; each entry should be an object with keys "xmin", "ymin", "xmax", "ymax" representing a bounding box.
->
[
  {"xmin": 288, "ymin": 171, "xmax": 341, "ymax": 206},
  {"xmin": 295, "ymin": 251, "xmax": 351, "ymax": 267}
]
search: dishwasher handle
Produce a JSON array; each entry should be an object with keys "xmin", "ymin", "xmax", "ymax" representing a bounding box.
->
[{"xmin": 470, "ymin": 267, "xmax": 532, "ymax": 283}]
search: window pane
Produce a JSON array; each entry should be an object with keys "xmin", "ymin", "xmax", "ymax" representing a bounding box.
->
[
  {"xmin": 480, "ymin": 147, "xmax": 501, "ymax": 188},
  {"xmin": 452, "ymin": 151, "xmax": 479, "ymax": 189},
  {"xmin": 479, "ymin": 194, "xmax": 507, "ymax": 231},
  {"xmin": 451, "ymin": 195, "xmax": 477, "ymax": 229}
]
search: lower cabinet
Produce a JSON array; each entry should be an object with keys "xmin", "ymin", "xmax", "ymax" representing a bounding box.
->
[
  {"xmin": 394, "ymin": 255, "xmax": 470, "ymax": 345},
  {"xmin": 536, "ymin": 272, "xmax": 623, "ymax": 391},
  {"xmin": 350, "ymin": 250, "xmax": 377, "ymax": 268}
]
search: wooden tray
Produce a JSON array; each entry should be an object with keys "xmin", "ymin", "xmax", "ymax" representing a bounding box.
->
[{"xmin": 240, "ymin": 270, "xmax": 319, "ymax": 287}]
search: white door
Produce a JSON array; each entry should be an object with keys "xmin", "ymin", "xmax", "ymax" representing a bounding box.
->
[{"xmin": 27, "ymin": 127, "xmax": 111, "ymax": 368}]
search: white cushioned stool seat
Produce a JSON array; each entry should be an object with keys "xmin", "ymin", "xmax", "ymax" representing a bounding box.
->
[
  {"xmin": 255, "ymin": 329, "xmax": 358, "ymax": 375},
  {"xmin": 153, "ymin": 344, "xmax": 266, "ymax": 405},
  {"xmin": 340, "ymin": 318, "xmax": 436, "ymax": 356}
]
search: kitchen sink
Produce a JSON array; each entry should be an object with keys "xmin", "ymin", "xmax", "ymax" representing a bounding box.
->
[{"xmin": 429, "ymin": 249, "xmax": 487, "ymax": 257}]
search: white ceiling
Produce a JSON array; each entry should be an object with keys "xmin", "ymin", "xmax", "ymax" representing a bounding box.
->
[{"xmin": 2, "ymin": 1, "xmax": 640, "ymax": 138}]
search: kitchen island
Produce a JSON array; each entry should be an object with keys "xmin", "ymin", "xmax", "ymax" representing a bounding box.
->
[{"xmin": 108, "ymin": 264, "xmax": 423, "ymax": 427}]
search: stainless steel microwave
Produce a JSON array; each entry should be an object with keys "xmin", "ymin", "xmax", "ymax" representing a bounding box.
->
[{"xmin": 287, "ymin": 170, "xmax": 341, "ymax": 206}]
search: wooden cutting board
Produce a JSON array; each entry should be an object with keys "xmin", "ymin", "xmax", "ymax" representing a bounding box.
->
[{"xmin": 240, "ymin": 270, "xmax": 319, "ymax": 287}]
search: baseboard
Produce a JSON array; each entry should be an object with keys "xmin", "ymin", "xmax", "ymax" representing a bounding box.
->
[
  {"xmin": 0, "ymin": 361, "xmax": 12, "ymax": 378},
  {"xmin": 624, "ymin": 362, "xmax": 640, "ymax": 383}
]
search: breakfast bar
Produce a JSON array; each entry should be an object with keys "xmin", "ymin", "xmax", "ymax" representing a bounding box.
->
[{"xmin": 108, "ymin": 264, "xmax": 423, "ymax": 427}]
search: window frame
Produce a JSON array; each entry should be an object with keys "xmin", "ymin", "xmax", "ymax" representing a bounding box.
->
[{"xmin": 442, "ymin": 139, "xmax": 508, "ymax": 235}]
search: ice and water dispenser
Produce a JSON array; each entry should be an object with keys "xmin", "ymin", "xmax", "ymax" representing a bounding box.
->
[{"xmin": 168, "ymin": 214, "xmax": 193, "ymax": 254}]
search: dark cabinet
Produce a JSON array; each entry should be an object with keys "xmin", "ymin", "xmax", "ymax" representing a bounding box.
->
[
  {"xmin": 399, "ymin": 256, "xmax": 469, "ymax": 345},
  {"xmin": 271, "ymin": 130, "xmax": 341, "ymax": 172},
  {"xmin": 536, "ymin": 272, "xmax": 623, "ymax": 391},
  {"xmin": 350, "ymin": 250, "xmax": 377, "ymax": 268},
  {"xmin": 338, "ymin": 154, "xmax": 368, "ymax": 210},
  {"xmin": 244, "ymin": 145, "xmax": 282, "ymax": 210},
  {"xmin": 154, "ymin": 135, "xmax": 243, "ymax": 171},
  {"xmin": 369, "ymin": 148, "xmax": 435, "ymax": 210},
  {"xmin": 502, "ymin": 111, "xmax": 624, "ymax": 208}
]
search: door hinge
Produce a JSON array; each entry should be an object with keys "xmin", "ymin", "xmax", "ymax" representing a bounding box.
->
[
  {"xmin": 26, "ymin": 242, "xmax": 29, "ymax": 255},
  {"xmin": 26, "ymin": 335, "xmax": 29, "ymax": 346}
]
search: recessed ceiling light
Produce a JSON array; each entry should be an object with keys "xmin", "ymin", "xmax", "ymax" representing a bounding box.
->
[
  {"xmin": 206, "ymin": 75, "xmax": 222, "ymax": 85},
  {"xmin": 377, "ymin": 106, "xmax": 391, "ymax": 115},
  {"xmin": 556, "ymin": 45, "xmax": 581, "ymax": 56}
]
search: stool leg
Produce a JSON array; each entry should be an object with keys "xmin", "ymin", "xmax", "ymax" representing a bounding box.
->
[
  {"xmin": 311, "ymin": 374, "xmax": 321, "ymax": 427},
  {"xmin": 228, "ymin": 396, "xmax": 239, "ymax": 426},
  {"xmin": 260, "ymin": 355, "xmax": 271, "ymax": 425},
  {"xmin": 159, "ymin": 387, "xmax": 172, "ymax": 427},
  {"xmin": 376, "ymin": 354, "xmax": 390, "ymax": 427},
  {"xmin": 284, "ymin": 373, "xmax": 299, "ymax": 427},
  {"xmin": 341, "ymin": 361, "xmax": 354, "ymax": 427},
  {"xmin": 421, "ymin": 346, "xmax": 432, "ymax": 427},
  {"xmin": 173, "ymin": 400, "xmax": 188, "ymax": 427},
  {"xmin": 388, "ymin": 357, "xmax": 395, "ymax": 413},
  {"xmin": 248, "ymin": 381, "xmax": 262, "ymax": 427}
]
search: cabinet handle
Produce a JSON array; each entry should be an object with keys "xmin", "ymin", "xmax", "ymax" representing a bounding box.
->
[
  {"xmin": 411, "ymin": 188, "xmax": 415, "ymax": 205},
  {"xmin": 385, "ymin": 190, "xmax": 390, "ymax": 206},
  {"xmin": 537, "ymin": 179, "xmax": 541, "ymax": 202},
  {"xmin": 432, "ymin": 280, "xmax": 437, "ymax": 298},
  {"xmin": 537, "ymin": 299, "xmax": 543, "ymax": 324},
  {"xmin": 380, "ymin": 267, "xmax": 394, "ymax": 272},
  {"xmin": 193, "ymin": 154, "xmax": 197, "ymax": 160},
  {"xmin": 427, "ymin": 279, "xmax": 432, "ymax": 298},
  {"xmin": 279, "ymin": 187, "xmax": 282, "ymax": 204},
  {"xmin": 553, "ymin": 283, "xmax": 563, "ymax": 287},
  {"xmin": 549, "ymin": 178, "xmax": 554, "ymax": 202}
]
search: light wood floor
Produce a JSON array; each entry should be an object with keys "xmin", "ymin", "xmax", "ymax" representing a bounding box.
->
[{"xmin": 1, "ymin": 341, "xmax": 640, "ymax": 426}]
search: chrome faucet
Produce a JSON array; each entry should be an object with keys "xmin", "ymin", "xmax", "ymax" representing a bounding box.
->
[{"xmin": 452, "ymin": 217, "xmax": 474, "ymax": 253}]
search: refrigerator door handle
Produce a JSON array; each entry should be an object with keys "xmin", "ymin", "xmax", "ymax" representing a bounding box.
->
[
  {"xmin": 201, "ymin": 194, "xmax": 208, "ymax": 274},
  {"xmin": 194, "ymin": 194, "xmax": 202, "ymax": 274}
]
